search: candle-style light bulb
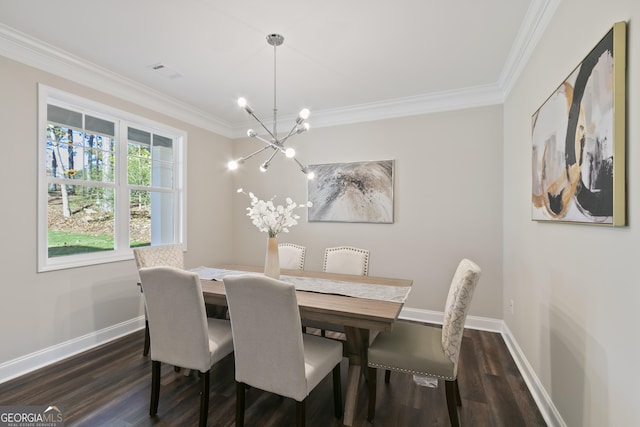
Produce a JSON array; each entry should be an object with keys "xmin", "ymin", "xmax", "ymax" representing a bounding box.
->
[
  {"xmin": 296, "ymin": 108, "xmax": 310, "ymax": 124},
  {"xmin": 237, "ymin": 97, "xmax": 253, "ymax": 114}
]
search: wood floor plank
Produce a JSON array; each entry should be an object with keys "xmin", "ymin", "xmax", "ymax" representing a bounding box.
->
[
  {"xmin": 457, "ymin": 333, "xmax": 488, "ymax": 405},
  {"xmin": 0, "ymin": 327, "xmax": 546, "ymax": 426}
]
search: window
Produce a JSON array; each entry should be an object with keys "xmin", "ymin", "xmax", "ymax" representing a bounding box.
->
[{"xmin": 38, "ymin": 85, "xmax": 186, "ymax": 271}]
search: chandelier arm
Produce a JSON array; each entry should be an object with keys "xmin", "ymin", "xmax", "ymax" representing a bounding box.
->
[
  {"xmin": 254, "ymin": 134, "xmax": 285, "ymax": 153},
  {"xmin": 266, "ymin": 147, "xmax": 279, "ymax": 163},
  {"xmin": 239, "ymin": 145, "xmax": 272, "ymax": 162},
  {"xmin": 248, "ymin": 111, "xmax": 277, "ymax": 141},
  {"xmin": 279, "ymin": 124, "xmax": 300, "ymax": 145},
  {"xmin": 292, "ymin": 156, "xmax": 309, "ymax": 172}
]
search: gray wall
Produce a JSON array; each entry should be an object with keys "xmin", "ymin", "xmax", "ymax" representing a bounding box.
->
[
  {"xmin": 503, "ymin": 0, "xmax": 640, "ymax": 425},
  {"xmin": 230, "ymin": 109, "xmax": 504, "ymax": 318},
  {"xmin": 0, "ymin": 56, "xmax": 234, "ymax": 363}
]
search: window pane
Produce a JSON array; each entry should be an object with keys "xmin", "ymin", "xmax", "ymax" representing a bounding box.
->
[
  {"xmin": 48, "ymin": 185, "xmax": 115, "ymax": 257},
  {"xmin": 128, "ymin": 141, "xmax": 147, "ymax": 157},
  {"xmin": 46, "ymin": 125, "xmax": 83, "ymax": 178},
  {"xmin": 128, "ymin": 157, "xmax": 151, "ymax": 186},
  {"xmin": 153, "ymin": 134, "xmax": 173, "ymax": 162},
  {"xmin": 128, "ymin": 137, "xmax": 151, "ymax": 186},
  {"xmin": 129, "ymin": 190, "xmax": 174, "ymax": 247},
  {"xmin": 151, "ymin": 160, "xmax": 173, "ymax": 188},
  {"xmin": 85, "ymin": 115, "xmax": 115, "ymax": 137},
  {"xmin": 130, "ymin": 190, "xmax": 150, "ymax": 247},
  {"xmin": 46, "ymin": 125, "xmax": 116, "ymax": 183},
  {"xmin": 82, "ymin": 134, "xmax": 115, "ymax": 182},
  {"xmin": 128, "ymin": 127, "xmax": 151, "ymax": 144},
  {"xmin": 48, "ymin": 104, "xmax": 82, "ymax": 128},
  {"xmin": 128, "ymin": 130, "xmax": 174, "ymax": 189}
]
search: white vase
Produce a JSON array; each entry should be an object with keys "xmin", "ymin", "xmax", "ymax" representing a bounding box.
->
[{"xmin": 264, "ymin": 236, "xmax": 280, "ymax": 279}]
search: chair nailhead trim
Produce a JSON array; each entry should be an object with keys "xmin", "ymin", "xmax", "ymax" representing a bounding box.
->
[{"xmin": 368, "ymin": 363, "xmax": 455, "ymax": 381}]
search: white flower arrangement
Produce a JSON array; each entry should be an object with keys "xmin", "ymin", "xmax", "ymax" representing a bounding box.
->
[{"xmin": 238, "ymin": 189, "xmax": 312, "ymax": 238}]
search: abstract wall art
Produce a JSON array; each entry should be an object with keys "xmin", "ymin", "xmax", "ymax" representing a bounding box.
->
[
  {"xmin": 531, "ymin": 21, "xmax": 626, "ymax": 226},
  {"xmin": 307, "ymin": 160, "xmax": 394, "ymax": 223}
]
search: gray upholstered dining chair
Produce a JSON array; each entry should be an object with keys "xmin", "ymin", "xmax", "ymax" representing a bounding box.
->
[
  {"xmin": 367, "ymin": 258, "xmax": 481, "ymax": 427},
  {"xmin": 323, "ymin": 246, "xmax": 369, "ymax": 276},
  {"xmin": 223, "ymin": 274, "xmax": 343, "ymax": 427},
  {"xmin": 139, "ymin": 266, "xmax": 234, "ymax": 427},
  {"xmin": 278, "ymin": 243, "xmax": 306, "ymax": 270},
  {"xmin": 133, "ymin": 244, "xmax": 184, "ymax": 357}
]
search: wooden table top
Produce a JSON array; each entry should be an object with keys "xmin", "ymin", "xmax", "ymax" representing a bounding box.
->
[{"xmin": 200, "ymin": 264, "xmax": 413, "ymax": 332}]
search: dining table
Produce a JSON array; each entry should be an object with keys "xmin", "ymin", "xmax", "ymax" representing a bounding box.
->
[{"xmin": 195, "ymin": 264, "xmax": 413, "ymax": 426}]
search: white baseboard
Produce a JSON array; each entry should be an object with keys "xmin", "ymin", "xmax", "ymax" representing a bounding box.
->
[
  {"xmin": 400, "ymin": 306, "xmax": 565, "ymax": 427},
  {"xmin": 501, "ymin": 323, "xmax": 566, "ymax": 427},
  {"xmin": 0, "ymin": 316, "xmax": 145, "ymax": 384},
  {"xmin": 399, "ymin": 306, "xmax": 504, "ymax": 332}
]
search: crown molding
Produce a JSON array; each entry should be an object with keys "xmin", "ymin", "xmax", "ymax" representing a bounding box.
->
[
  {"xmin": 0, "ymin": 23, "xmax": 235, "ymax": 137},
  {"xmin": 499, "ymin": 0, "xmax": 560, "ymax": 96},
  {"xmin": 231, "ymin": 0, "xmax": 556, "ymax": 137},
  {"xmin": 228, "ymin": 83, "xmax": 505, "ymax": 138},
  {"xmin": 1, "ymin": 0, "xmax": 556, "ymax": 140}
]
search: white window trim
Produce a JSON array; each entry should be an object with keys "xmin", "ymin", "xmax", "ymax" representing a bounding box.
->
[{"xmin": 37, "ymin": 84, "xmax": 187, "ymax": 272}]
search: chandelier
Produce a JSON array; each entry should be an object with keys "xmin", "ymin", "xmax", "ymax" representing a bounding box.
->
[{"xmin": 227, "ymin": 34, "xmax": 315, "ymax": 179}]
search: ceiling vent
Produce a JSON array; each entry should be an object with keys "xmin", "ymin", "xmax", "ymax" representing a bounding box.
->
[{"xmin": 148, "ymin": 62, "xmax": 182, "ymax": 80}]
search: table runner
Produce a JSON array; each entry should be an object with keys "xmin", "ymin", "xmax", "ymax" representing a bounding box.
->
[{"xmin": 191, "ymin": 266, "xmax": 411, "ymax": 304}]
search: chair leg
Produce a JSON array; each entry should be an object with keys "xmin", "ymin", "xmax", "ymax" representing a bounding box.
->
[
  {"xmin": 367, "ymin": 367, "xmax": 377, "ymax": 422},
  {"xmin": 384, "ymin": 369, "xmax": 391, "ymax": 384},
  {"xmin": 296, "ymin": 399, "xmax": 306, "ymax": 427},
  {"xmin": 236, "ymin": 381, "xmax": 245, "ymax": 427},
  {"xmin": 454, "ymin": 378, "xmax": 462, "ymax": 406},
  {"xmin": 143, "ymin": 321, "xmax": 150, "ymax": 356},
  {"xmin": 150, "ymin": 360, "xmax": 161, "ymax": 416},
  {"xmin": 332, "ymin": 363, "xmax": 343, "ymax": 418},
  {"xmin": 199, "ymin": 371, "xmax": 210, "ymax": 427},
  {"xmin": 445, "ymin": 380, "xmax": 460, "ymax": 427}
]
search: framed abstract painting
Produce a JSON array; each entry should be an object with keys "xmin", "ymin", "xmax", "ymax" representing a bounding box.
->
[
  {"xmin": 307, "ymin": 160, "xmax": 394, "ymax": 223},
  {"xmin": 531, "ymin": 21, "xmax": 626, "ymax": 226}
]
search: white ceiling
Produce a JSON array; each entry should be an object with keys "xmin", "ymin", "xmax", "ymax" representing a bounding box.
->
[{"xmin": 0, "ymin": 0, "xmax": 555, "ymax": 137}]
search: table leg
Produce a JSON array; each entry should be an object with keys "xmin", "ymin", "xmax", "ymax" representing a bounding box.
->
[{"xmin": 343, "ymin": 326, "xmax": 370, "ymax": 426}]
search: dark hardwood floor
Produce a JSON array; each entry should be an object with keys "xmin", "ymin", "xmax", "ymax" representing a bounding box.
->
[{"xmin": 0, "ymin": 327, "xmax": 546, "ymax": 426}]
